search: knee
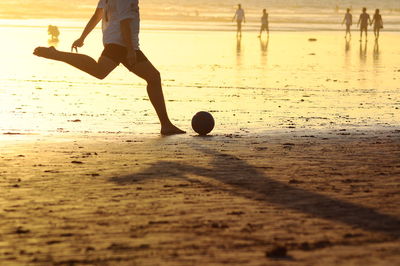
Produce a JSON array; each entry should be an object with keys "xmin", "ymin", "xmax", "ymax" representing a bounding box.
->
[
  {"xmin": 146, "ymin": 70, "xmax": 161, "ymax": 85},
  {"xmin": 96, "ymin": 74, "xmax": 107, "ymax": 80},
  {"xmin": 95, "ymin": 70, "xmax": 110, "ymax": 80}
]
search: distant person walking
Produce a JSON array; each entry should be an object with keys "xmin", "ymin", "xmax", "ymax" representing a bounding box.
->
[
  {"xmin": 33, "ymin": 0, "xmax": 185, "ymax": 135},
  {"xmin": 342, "ymin": 8, "xmax": 352, "ymax": 38},
  {"xmin": 357, "ymin": 7, "xmax": 372, "ymax": 41},
  {"xmin": 258, "ymin": 9, "xmax": 269, "ymax": 38},
  {"xmin": 232, "ymin": 4, "xmax": 245, "ymax": 36},
  {"xmin": 371, "ymin": 9, "xmax": 383, "ymax": 40}
]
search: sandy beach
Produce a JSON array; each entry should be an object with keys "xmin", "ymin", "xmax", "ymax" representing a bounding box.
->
[
  {"xmin": 1, "ymin": 130, "xmax": 400, "ymax": 265},
  {"xmin": 1, "ymin": 17, "xmax": 400, "ymax": 265}
]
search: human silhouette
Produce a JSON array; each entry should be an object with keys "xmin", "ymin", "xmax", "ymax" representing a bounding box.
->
[
  {"xmin": 232, "ymin": 4, "xmax": 245, "ymax": 36},
  {"xmin": 371, "ymin": 9, "xmax": 383, "ymax": 40},
  {"xmin": 33, "ymin": 0, "xmax": 185, "ymax": 136},
  {"xmin": 357, "ymin": 7, "xmax": 372, "ymax": 42},
  {"xmin": 48, "ymin": 25, "xmax": 60, "ymax": 41},
  {"xmin": 258, "ymin": 9, "xmax": 269, "ymax": 38},
  {"xmin": 342, "ymin": 8, "xmax": 353, "ymax": 39}
]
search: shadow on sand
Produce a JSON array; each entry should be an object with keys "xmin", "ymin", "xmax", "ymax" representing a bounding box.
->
[{"xmin": 110, "ymin": 142, "xmax": 399, "ymax": 238}]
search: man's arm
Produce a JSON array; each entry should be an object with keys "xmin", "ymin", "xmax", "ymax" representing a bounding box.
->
[
  {"xmin": 357, "ymin": 15, "xmax": 361, "ymax": 26},
  {"xmin": 71, "ymin": 8, "xmax": 103, "ymax": 52}
]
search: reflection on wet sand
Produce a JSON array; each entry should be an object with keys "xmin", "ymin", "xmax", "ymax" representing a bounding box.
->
[
  {"xmin": 359, "ymin": 41, "xmax": 367, "ymax": 64},
  {"xmin": 345, "ymin": 38, "xmax": 351, "ymax": 53},
  {"xmin": 373, "ymin": 39, "xmax": 380, "ymax": 66},
  {"xmin": 236, "ymin": 35, "xmax": 242, "ymax": 55},
  {"xmin": 48, "ymin": 38, "xmax": 59, "ymax": 47},
  {"xmin": 344, "ymin": 38, "xmax": 351, "ymax": 70},
  {"xmin": 236, "ymin": 34, "xmax": 242, "ymax": 66},
  {"xmin": 260, "ymin": 36, "xmax": 269, "ymax": 66},
  {"xmin": 260, "ymin": 36, "xmax": 269, "ymax": 56}
]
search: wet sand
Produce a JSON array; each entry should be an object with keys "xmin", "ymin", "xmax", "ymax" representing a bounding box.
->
[
  {"xmin": 1, "ymin": 129, "xmax": 399, "ymax": 265},
  {"xmin": 1, "ymin": 28, "xmax": 400, "ymax": 135}
]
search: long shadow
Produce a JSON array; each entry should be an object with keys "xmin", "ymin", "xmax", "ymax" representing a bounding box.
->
[{"xmin": 110, "ymin": 143, "xmax": 400, "ymax": 238}]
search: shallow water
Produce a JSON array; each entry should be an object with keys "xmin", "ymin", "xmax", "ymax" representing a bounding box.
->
[
  {"xmin": 0, "ymin": 23, "xmax": 399, "ymax": 137},
  {"xmin": 1, "ymin": 0, "xmax": 400, "ymax": 31}
]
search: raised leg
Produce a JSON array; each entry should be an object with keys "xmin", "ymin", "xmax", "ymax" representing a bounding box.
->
[{"xmin": 33, "ymin": 47, "xmax": 117, "ymax": 79}]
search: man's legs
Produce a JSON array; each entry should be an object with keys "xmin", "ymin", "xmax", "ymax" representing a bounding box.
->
[
  {"xmin": 130, "ymin": 60, "xmax": 185, "ymax": 135},
  {"xmin": 360, "ymin": 27, "xmax": 367, "ymax": 41},
  {"xmin": 33, "ymin": 47, "xmax": 118, "ymax": 79},
  {"xmin": 237, "ymin": 21, "xmax": 242, "ymax": 36},
  {"xmin": 375, "ymin": 28, "xmax": 380, "ymax": 39},
  {"xmin": 346, "ymin": 25, "xmax": 351, "ymax": 38}
]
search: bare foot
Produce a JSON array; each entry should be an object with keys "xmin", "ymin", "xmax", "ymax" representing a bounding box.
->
[
  {"xmin": 161, "ymin": 124, "xmax": 186, "ymax": 136},
  {"xmin": 33, "ymin": 46, "xmax": 58, "ymax": 59}
]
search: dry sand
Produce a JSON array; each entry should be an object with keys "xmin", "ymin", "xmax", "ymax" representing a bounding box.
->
[{"xmin": 1, "ymin": 129, "xmax": 399, "ymax": 265}]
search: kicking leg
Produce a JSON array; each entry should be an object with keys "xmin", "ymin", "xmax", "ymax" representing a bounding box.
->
[
  {"xmin": 130, "ymin": 60, "xmax": 185, "ymax": 135},
  {"xmin": 33, "ymin": 47, "xmax": 118, "ymax": 79}
]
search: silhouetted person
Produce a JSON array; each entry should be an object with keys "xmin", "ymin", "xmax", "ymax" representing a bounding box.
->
[
  {"xmin": 258, "ymin": 9, "xmax": 269, "ymax": 38},
  {"xmin": 33, "ymin": 0, "xmax": 185, "ymax": 136},
  {"xmin": 232, "ymin": 4, "xmax": 245, "ymax": 36},
  {"xmin": 371, "ymin": 9, "xmax": 383, "ymax": 40},
  {"xmin": 48, "ymin": 25, "xmax": 60, "ymax": 41},
  {"xmin": 342, "ymin": 8, "xmax": 352, "ymax": 39},
  {"xmin": 357, "ymin": 7, "xmax": 372, "ymax": 41}
]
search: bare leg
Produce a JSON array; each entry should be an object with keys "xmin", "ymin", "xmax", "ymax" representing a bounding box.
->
[
  {"xmin": 33, "ymin": 47, "xmax": 117, "ymax": 79},
  {"xmin": 130, "ymin": 60, "xmax": 185, "ymax": 135},
  {"xmin": 238, "ymin": 22, "xmax": 242, "ymax": 37}
]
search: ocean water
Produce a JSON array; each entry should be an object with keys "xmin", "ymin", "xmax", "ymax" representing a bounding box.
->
[{"xmin": 0, "ymin": 0, "xmax": 399, "ymax": 31}]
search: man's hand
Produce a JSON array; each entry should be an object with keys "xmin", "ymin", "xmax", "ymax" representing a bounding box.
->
[
  {"xmin": 71, "ymin": 38, "xmax": 84, "ymax": 53},
  {"xmin": 126, "ymin": 49, "xmax": 137, "ymax": 69}
]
